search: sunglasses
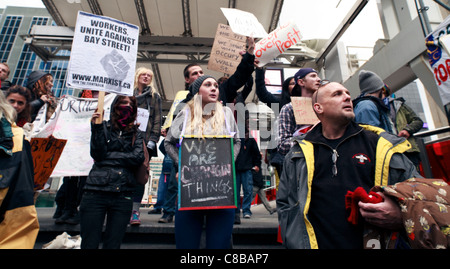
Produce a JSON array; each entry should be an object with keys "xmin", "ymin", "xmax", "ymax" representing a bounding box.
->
[
  {"xmin": 332, "ymin": 149, "xmax": 339, "ymax": 177},
  {"xmin": 314, "ymin": 79, "xmax": 331, "ymax": 103}
]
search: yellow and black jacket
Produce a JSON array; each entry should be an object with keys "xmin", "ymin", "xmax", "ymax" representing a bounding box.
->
[
  {"xmin": 276, "ymin": 121, "xmax": 421, "ymax": 249},
  {"xmin": 0, "ymin": 120, "xmax": 39, "ymax": 249}
]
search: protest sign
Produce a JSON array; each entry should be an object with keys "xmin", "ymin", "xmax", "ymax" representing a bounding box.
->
[
  {"xmin": 32, "ymin": 94, "xmax": 116, "ymax": 177},
  {"xmin": 178, "ymin": 136, "xmax": 237, "ymax": 210},
  {"xmin": 208, "ymin": 23, "xmax": 247, "ymax": 75},
  {"xmin": 136, "ymin": 107, "xmax": 150, "ymax": 132},
  {"xmin": 220, "ymin": 8, "xmax": 268, "ymax": 38},
  {"xmin": 291, "ymin": 97, "xmax": 319, "ymax": 125},
  {"xmin": 30, "ymin": 136, "xmax": 67, "ymax": 190},
  {"xmin": 66, "ymin": 11, "xmax": 139, "ymax": 96},
  {"xmin": 426, "ymin": 15, "xmax": 450, "ymax": 106},
  {"xmin": 254, "ymin": 21, "xmax": 302, "ymax": 67}
]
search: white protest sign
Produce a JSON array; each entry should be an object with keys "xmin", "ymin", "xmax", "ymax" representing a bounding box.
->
[
  {"xmin": 426, "ymin": 15, "xmax": 450, "ymax": 105},
  {"xmin": 254, "ymin": 21, "xmax": 302, "ymax": 67},
  {"xmin": 136, "ymin": 107, "xmax": 149, "ymax": 132},
  {"xmin": 220, "ymin": 8, "xmax": 268, "ymax": 38},
  {"xmin": 32, "ymin": 94, "xmax": 116, "ymax": 176},
  {"xmin": 67, "ymin": 11, "xmax": 139, "ymax": 96}
]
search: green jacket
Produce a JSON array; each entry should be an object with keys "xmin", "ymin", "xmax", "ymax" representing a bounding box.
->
[
  {"xmin": 388, "ymin": 97, "xmax": 423, "ymax": 153},
  {"xmin": 276, "ymin": 122, "xmax": 422, "ymax": 249}
]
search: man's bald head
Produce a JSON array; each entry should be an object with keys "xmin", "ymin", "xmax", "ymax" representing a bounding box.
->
[{"xmin": 312, "ymin": 82, "xmax": 354, "ymax": 122}]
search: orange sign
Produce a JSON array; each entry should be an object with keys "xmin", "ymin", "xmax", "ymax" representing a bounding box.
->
[{"xmin": 30, "ymin": 136, "xmax": 67, "ymax": 190}]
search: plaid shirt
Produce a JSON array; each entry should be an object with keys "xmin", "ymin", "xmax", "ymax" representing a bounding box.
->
[{"xmin": 277, "ymin": 102, "xmax": 312, "ymax": 156}]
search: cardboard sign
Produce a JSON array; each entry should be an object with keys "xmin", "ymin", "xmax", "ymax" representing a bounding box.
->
[
  {"xmin": 66, "ymin": 11, "xmax": 139, "ymax": 96},
  {"xmin": 291, "ymin": 97, "xmax": 319, "ymax": 125},
  {"xmin": 255, "ymin": 21, "xmax": 302, "ymax": 67},
  {"xmin": 178, "ymin": 137, "xmax": 237, "ymax": 210},
  {"xmin": 220, "ymin": 8, "xmax": 268, "ymax": 38},
  {"xmin": 30, "ymin": 136, "xmax": 67, "ymax": 190},
  {"xmin": 208, "ymin": 23, "xmax": 247, "ymax": 75}
]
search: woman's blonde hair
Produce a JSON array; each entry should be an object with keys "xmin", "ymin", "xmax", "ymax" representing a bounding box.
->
[
  {"xmin": 134, "ymin": 67, "xmax": 157, "ymax": 94},
  {"xmin": 185, "ymin": 94, "xmax": 226, "ymax": 137},
  {"xmin": 0, "ymin": 91, "xmax": 16, "ymax": 124}
]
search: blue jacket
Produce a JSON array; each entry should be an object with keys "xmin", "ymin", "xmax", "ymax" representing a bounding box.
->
[{"xmin": 353, "ymin": 96, "xmax": 394, "ymax": 133}]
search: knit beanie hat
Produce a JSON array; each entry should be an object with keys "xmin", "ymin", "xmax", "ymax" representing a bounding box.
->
[
  {"xmin": 358, "ymin": 70, "xmax": 385, "ymax": 95},
  {"xmin": 188, "ymin": 75, "xmax": 216, "ymax": 96},
  {"xmin": 294, "ymin": 68, "xmax": 317, "ymax": 82}
]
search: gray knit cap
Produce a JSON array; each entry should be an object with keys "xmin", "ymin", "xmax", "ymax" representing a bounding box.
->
[
  {"xmin": 358, "ymin": 70, "xmax": 385, "ymax": 95},
  {"xmin": 188, "ymin": 75, "xmax": 216, "ymax": 96}
]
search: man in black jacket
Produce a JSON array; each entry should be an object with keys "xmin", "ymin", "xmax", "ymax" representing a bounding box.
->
[{"xmin": 234, "ymin": 130, "xmax": 261, "ymax": 223}]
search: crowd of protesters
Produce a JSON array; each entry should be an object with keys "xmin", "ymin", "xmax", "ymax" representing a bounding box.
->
[{"xmin": 1, "ymin": 28, "xmax": 449, "ymax": 250}]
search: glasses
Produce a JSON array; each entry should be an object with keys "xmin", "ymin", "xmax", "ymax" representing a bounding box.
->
[{"xmin": 332, "ymin": 149, "xmax": 339, "ymax": 177}]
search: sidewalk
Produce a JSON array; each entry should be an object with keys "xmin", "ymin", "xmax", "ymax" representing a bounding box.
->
[{"xmin": 34, "ymin": 201, "xmax": 282, "ymax": 249}]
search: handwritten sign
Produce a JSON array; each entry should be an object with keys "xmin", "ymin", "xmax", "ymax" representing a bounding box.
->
[
  {"xmin": 67, "ymin": 11, "xmax": 139, "ymax": 96},
  {"xmin": 255, "ymin": 21, "xmax": 302, "ymax": 67},
  {"xmin": 220, "ymin": 8, "xmax": 268, "ymax": 38},
  {"xmin": 32, "ymin": 94, "xmax": 116, "ymax": 176},
  {"xmin": 208, "ymin": 24, "xmax": 247, "ymax": 75},
  {"xmin": 30, "ymin": 136, "xmax": 67, "ymax": 190},
  {"xmin": 291, "ymin": 97, "xmax": 319, "ymax": 125},
  {"xmin": 178, "ymin": 137, "xmax": 237, "ymax": 210}
]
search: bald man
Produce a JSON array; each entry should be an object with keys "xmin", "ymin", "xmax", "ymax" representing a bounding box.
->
[{"xmin": 276, "ymin": 82, "xmax": 421, "ymax": 249}]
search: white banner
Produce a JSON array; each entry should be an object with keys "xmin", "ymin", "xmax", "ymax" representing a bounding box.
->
[
  {"xmin": 66, "ymin": 11, "xmax": 139, "ymax": 96},
  {"xmin": 220, "ymin": 8, "xmax": 268, "ymax": 38},
  {"xmin": 32, "ymin": 94, "xmax": 116, "ymax": 176},
  {"xmin": 426, "ymin": 15, "xmax": 450, "ymax": 106},
  {"xmin": 254, "ymin": 21, "xmax": 302, "ymax": 67}
]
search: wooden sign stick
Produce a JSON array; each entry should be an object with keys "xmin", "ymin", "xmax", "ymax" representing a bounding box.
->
[{"xmin": 95, "ymin": 91, "xmax": 105, "ymax": 124}]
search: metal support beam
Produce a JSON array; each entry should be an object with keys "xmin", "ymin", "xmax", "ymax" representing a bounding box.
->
[
  {"xmin": 182, "ymin": 0, "xmax": 193, "ymax": 37},
  {"xmin": 41, "ymin": 0, "xmax": 66, "ymax": 26},
  {"xmin": 268, "ymin": 0, "xmax": 284, "ymax": 32},
  {"xmin": 315, "ymin": 0, "xmax": 368, "ymax": 67},
  {"xmin": 87, "ymin": 0, "xmax": 103, "ymax": 15},
  {"xmin": 135, "ymin": 0, "xmax": 152, "ymax": 35}
]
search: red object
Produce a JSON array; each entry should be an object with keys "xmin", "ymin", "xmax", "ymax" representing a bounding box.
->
[
  {"xmin": 345, "ymin": 187, "xmax": 383, "ymax": 225},
  {"xmin": 422, "ymin": 140, "xmax": 450, "ymax": 183}
]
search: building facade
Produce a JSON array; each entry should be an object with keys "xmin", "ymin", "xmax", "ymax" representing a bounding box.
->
[{"xmin": 0, "ymin": 6, "xmax": 71, "ymax": 97}]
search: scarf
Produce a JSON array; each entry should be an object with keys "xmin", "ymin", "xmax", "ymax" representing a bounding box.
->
[{"xmin": 116, "ymin": 105, "xmax": 133, "ymax": 128}]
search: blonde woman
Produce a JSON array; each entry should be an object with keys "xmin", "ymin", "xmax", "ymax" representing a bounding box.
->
[
  {"xmin": 165, "ymin": 75, "xmax": 240, "ymax": 249},
  {"xmin": 130, "ymin": 67, "xmax": 162, "ymax": 225}
]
